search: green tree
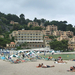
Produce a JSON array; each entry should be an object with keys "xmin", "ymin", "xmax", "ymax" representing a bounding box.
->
[
  {"xmin": 21, "ymin": 42, "xmax": 28, "ymax": 48},
  {"xmin": 33, "ymin": 17, "xmax": 37, "ymax": 22},
  {"xmin": 0, "ymin": 26, "xmax": 2, "ymax": 34},
  {"xmin": 49, "ymin": 40, "xmax": 68, "ymax": 51},
  {"xmin": 48, "ymin": 35, "xmax": 57, "ymax": 40},
  {"xmin": 0, "ymin": 38, "xmax": 10, "ymax": 47},
  {"xmin": 73, "ymin": 28, "xmax": 75, "ymax": 35},
  {"xmin": 31, "ymin": 26, "xmax": 43, "ymax": 30},
  {"xmin": 41, "ymin": 18, "xmax": 46, "ymax": 23},
  {"xmin": 20, "ymin": 14, "xmax": 25, "ymax": 24},
  {"xmin": 0, "ymin": 17, "xmax": 9, "ymax": 24},
  {"xmin": 13, "ymin": 24, "xmax": 23, "ymax": 30},
  {"xmin": 44, "ymin": 21, "xmax": 50, "ymax": 27},
  {"xmin": 66, "ymin": 24, "xmax": 73, "ymax": 31}
]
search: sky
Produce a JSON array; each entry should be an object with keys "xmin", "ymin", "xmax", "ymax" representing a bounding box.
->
[{"xmin": 0, "ymin": 0, "xmax": 75, "ymax": 26}]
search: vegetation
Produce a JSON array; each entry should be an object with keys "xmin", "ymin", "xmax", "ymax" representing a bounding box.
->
[
  {"xmin": 0, "ymin": 38, "xmax": 10, "ymax": 48},
  {"xmin": 0, "ymin": 12, "xmax": 75, "ymax": 50},
  {"xmin": 21, "ymin": 42, "xmax": 28, "ymax": 48},
  {"xmin": 40, "ymin": 54, "xmax": 75, "ymax": 60},
  {"xmin": 0, "ymin": 12, "xmax": 75, "ymax": 34},
  {"xmin": 49, "ymin": 40, "xmax": 68, "ymax": 51},
  {"xmin": 47, "ymin": 35, "xmax": 57, "ymax": 40}
]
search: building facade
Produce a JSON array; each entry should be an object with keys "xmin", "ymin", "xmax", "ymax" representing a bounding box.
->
[
  {"xmin": 53, "ymin": 30, "xmax": 64, "ymax": 36},
  {"xmin": 57, "ymin": 35, "xmax": 69, "ymax": 41},
  {"xmin": 28, "ymin": 22, "xmax": 39, "ymax": 27},
  {"xmin": 0, "ymin": 35, "xmax": 4, "ymax": 38},
  {"xmin": 10, "ymin": 30, "xmax": 45, "ymax": 48},
  {"xmin": 44, "ymin": 36, "xmax": 52, "ymax": 48},
  {"xmin": 68, "ymin": 36, "xmax": 75, "ymax": 50},
  {"xmin": 6, "ymin": 42, "xmax": 16, "ymax": 49},
  {"xmin": 42, "ymin": 30, "xmax": 53, "ymax": 36},
  {"xmin": 64, "ymin": 31, "xmax": 74, "ymax": 37},
  {"xmin": 53, "ymin": 30, "xmax": 74, "ymax": 37},
  {"xmin": 9, "ymin": 31, "xmax": 18, "ymax": 39},
  {"xmin": 46, "ymin": 25, "xmax": 57, "ymax": 31},
  {"xmin": 10, "ymin": 21, "xmax": 19, "ymax": 25}
]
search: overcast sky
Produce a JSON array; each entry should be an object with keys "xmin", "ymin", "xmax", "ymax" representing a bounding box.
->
[{"xmin": 0, "ymin": 0, "xmax": 75, "ymax": 26}]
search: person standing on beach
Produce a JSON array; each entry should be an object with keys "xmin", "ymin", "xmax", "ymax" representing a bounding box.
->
[{"xmin": 22, "ymin": 53, "xmax": 25, "ymax": 59}]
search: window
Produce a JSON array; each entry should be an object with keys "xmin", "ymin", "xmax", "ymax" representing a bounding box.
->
[
  {"xmin": 28, "ymin": 37, "xmax": 29, "ymax": 38},
  {"xmin": 33, "ymin": 37, "xmax": 35, "ymax": 38}
]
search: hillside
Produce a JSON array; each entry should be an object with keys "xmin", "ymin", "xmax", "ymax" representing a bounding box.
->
[{"xmin": 0, "ymin": 12, "xmax": 75, "ymax": 35}]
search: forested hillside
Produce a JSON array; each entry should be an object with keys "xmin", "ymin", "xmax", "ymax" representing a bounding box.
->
[
  {"xmin": 0, "ymin": 12, "xmax": 75, "ymax": 35},
  {"xmin": 0, "ymin": 12, "xmax": 75, "ymax": 49}
]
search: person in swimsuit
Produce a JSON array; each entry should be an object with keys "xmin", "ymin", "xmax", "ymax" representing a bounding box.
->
[
  {"xmin": 67, "ymin": 66, "xmax": 75, "ymax": 72},
  {"xmin": 57, "ymin": 59, "xmax": 67, "ymax": 63},
  {"xmin": 41, "ymin": 63, "xmax": 55, "ymax": 68},
  {"xmin": 36, "ymin": 64, "xmax": 42, "ymax": 68}
]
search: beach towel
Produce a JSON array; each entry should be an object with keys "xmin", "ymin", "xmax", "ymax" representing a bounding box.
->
[
  {"xmin": 1, "ymin": 57, "xmax": 5, "ymax": 60},
  {"xmin": 36, "ymin": 66, "xmax": 41, "ymax": 68},
  {"xmin": 54, "ymin": 61, "xmax": 66, "ymax": 64}
]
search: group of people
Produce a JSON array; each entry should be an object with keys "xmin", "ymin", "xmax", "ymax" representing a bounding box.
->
[
  {"xmin": 37, "ymin": 63, "xmax": 75, "ymax": 72},
  {"xmin": 48, "ymin": 56, "xmax": 53, "ymax": 60},
  {"xmin": 54, "ymin": 58, "xmax": 67, "ymax": 63},
  {"xmin": 36, "ymin": 56, "xmax": 75, "ymax": 72},
  {"xmin": 54, "ymin": 57, "xmax": 67, "ymax": 63}
]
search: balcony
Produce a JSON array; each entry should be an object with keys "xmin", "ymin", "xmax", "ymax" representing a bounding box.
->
[{"xmin": 17, "ymin": 40, "xmax": 43, "ymax": 42}]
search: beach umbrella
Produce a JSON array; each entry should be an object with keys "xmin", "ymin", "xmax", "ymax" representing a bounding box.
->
[{"xmin": 10, "ymin": 55, "xmax": 18, "ymax": 58}]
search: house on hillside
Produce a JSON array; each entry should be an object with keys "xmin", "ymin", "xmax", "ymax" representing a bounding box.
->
[{"xmin": 6, "ymin": 42, "xmax": 16, "ymax": 50}]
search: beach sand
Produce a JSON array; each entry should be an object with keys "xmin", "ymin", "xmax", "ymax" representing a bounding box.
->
[{"xmin": 0, "ymin": 59, "xmax": 75, "ymax": 75}]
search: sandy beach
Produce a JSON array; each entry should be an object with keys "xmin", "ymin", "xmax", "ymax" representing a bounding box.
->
[{"xmin": 0, "ymin": 59, "xmax": 75, "ymax": 75}]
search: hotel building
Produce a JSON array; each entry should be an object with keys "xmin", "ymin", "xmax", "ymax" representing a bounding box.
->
[{"xmin": 9, "ymin": 30, "xmax": 45, "ymax": 48}]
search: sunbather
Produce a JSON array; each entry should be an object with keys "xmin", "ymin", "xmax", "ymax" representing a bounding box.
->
[
  {"xmin": 71, "ymin": 59, "xmax": 75, "ymax": 61},
  {"xmin": 36, "ymin": 63, "xmax": 55, "ymax": 68},
  {"xmin": 36, "ymin": 64, "xmax": 42, "ymax": 68},
  {"xmin": 54, "ymin": 59, "xmax": 67, "ymax": 63},
  {"xmin": 67, "ymin": 66, "xmax": 75, "ymax": 72},
  {"xmin": 57, "ymin": 59, "xmax": 67, "ymax": 63}
]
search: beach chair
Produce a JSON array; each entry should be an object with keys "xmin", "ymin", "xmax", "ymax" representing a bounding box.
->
[
  {"xmin": 24, "ymin": 58, "xmax": 31, "ymax": 62},
  {"xmin": 30, "ymin": 57, "xmax": 37, "ymax": 62},
  {"xmin": 44, "ymin": 58, "xmax": 48, "ymax": 61},
  {"xmin": 0, "ymin": 56, "xmax": 1, "ymax": 59}
]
